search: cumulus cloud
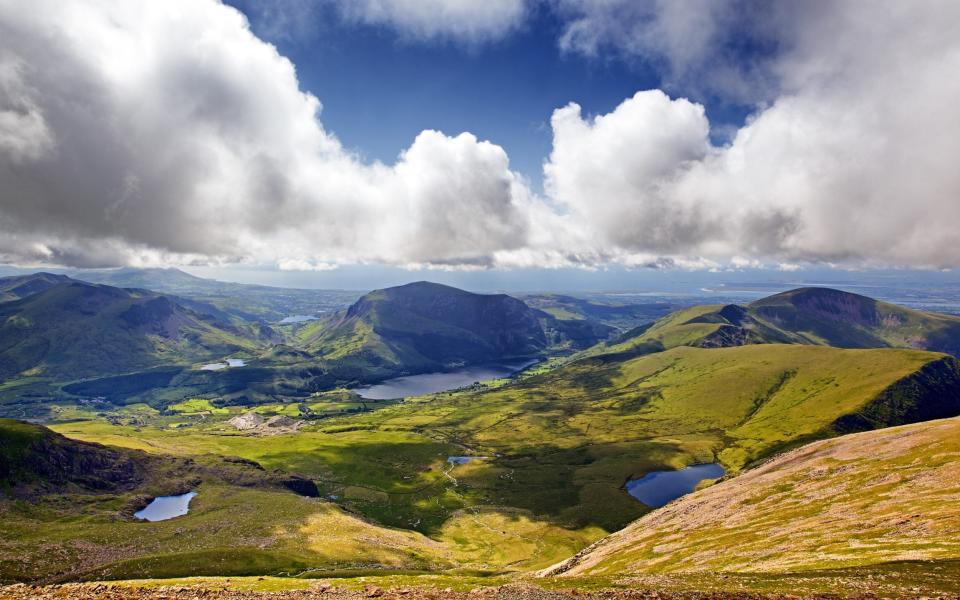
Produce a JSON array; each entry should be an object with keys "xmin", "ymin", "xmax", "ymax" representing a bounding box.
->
[
  {"xmin": 1, "ymin": 0, "xmax": 959, "ymax": 272},
  {"xmin": 544, "ymin": 1, "xmax": 960, "ymax": 268},
  {"xmin": 0, "ymin": 0, "xmax": 535, "ymax": 268}
]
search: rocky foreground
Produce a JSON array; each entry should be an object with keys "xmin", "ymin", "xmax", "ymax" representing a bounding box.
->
[{"xmin": 0, "ymin": 583, "xmax": 922, "ymax": 600}]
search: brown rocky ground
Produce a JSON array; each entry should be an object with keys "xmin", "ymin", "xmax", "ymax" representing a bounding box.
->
[{"xmin": 0, "ymin": 582, "xmax": 897, "ymax": 600}]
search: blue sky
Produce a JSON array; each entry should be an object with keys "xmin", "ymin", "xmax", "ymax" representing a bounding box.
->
[
  {"xmin": 224, "ymin": 0, "xmax": 750, "ymax": 191},
  {"xmin": 1, "ymin": 1, "xmax": 958, "ymax": 290}
]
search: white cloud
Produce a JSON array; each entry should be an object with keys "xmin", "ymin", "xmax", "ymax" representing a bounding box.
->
[
  {"xmin": 543, "ymin": 1, "xmax": 960, "ymax": 269},
  {"xmin": 0, "ymin": 0, "xmax": 536, "ymax": 269},
  {"xmin": 1, "ymin": 0, "xmax": 959, "ymax": 273}
]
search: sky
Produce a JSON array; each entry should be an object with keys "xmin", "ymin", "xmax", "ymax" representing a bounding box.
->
[{"xmin": 1, "ymin": 1, "xmax": 959, "ymax": 290}]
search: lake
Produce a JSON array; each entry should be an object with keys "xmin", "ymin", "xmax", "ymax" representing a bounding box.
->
[
  {"xmin": 134, "ymin": 491, "xmax": 197, "ymax": 521},
  {"xmin": 200, "ymin": 358, "xmax": 247, "ymax": 370},
  {"xmin": 625, "ymin": 463, "xmax": 725, "ymax": 507},
  {"xmin": 353, "ymin": 360, "xmax": 537, "ymax": 400},
  {"xmin": 279, "ymin": 315, "xmax": 319, "ymax": 324}
]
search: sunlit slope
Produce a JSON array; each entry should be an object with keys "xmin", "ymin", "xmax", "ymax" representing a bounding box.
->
[
  {"xmin": 588, "ymin": 287, "xmax": 960, "ymax": 360},
  {"xmin": 547, "ymin": 416, "xmax": 960, "ymax": 577},
  {"xmin": 395, "ymin": 344, "xmax": 959, "ymax": 470}
]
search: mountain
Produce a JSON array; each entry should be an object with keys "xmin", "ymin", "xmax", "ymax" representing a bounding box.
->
[
  {"xmin": 0, "ymin": 280, "xmax": 267, "ymax": 379},
  {"xmin": 592, "ymin": 286, "xmax": 960, "ymax": 360},
  {"xmin": 0, "ymin": 273, "xmax": 72, "ymax": 303},
  {"xmin": 300, "ymin": 281, "xmax": 608, "ymax": 376},
  {"xmin": 544, "ymin": 415, "xmax": 960, "ymax": 578}
]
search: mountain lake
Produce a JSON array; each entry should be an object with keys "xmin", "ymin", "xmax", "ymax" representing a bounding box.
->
[
  {"xmin": 353, "ymin": 360, "xmax": 537, "ymax": 400},
  {"xmin": 626, "ymin": 463, "xmax": 725, "ymax": 507}
]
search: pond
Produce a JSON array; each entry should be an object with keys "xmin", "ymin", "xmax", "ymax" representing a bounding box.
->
[
  {"xmin": 352, "ymin": 360, "xmax": 537, "ymax": 400},
  {"xmin": 134, "ymin": 491, "xmax": 197, "ymax": 521},
  {"xmin": 625, "ymin": 463, "xmax": 725, "ymax": 507},
  {"xmin": 200, "ymin": 358, "xmax": 247, "ymax": 370}
]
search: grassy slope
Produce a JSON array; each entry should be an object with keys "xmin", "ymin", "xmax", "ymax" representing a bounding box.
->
[
  {"xmin": 549, "ymin": 416, "xmax": 960, "ymax": 577},
  {"xmin": 587, "ymin": 287, "xmax": 960, "ymax": 361}
]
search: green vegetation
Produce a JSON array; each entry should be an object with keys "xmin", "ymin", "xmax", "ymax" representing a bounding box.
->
[
  {"xmin": 301, "ymin": 281, "xmax": 562, "ymax": 375},
  {"xmin": 588, "ymin": 286, "xmax": 960, "ymax": 360},
  {"xmin": 0, "ymin": 280, "xmax": 267, "ymax": 380}
]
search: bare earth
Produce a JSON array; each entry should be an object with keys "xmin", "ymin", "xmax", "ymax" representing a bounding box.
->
[{"xmin": 0, "ymin": 582, "xmax": 886, "ymax": 600}]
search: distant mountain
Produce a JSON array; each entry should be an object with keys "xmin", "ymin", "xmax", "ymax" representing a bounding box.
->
[
  {"xmin": 591, "ymin": 286, "xmax": 960, "ymax": 360},
  {"xmin": 69, "ymin": 266, "xmax": 206, "ymax": 288},
  {"xmin": 0, "ymin": 280, "xmax": 267, "ymax": 379},
  {"xmin": 522, "ymin": 293, "xmax": 676, "ymax": 330},
  {"xmin": 302, "ymin": 281, "xmax": 551, "ymax": 374},
  {"xmin": 0, "ymin": 273, "xmax": 72, "ymax": 302},
  {"xmin": 544, "ymin": 415, "xmax": 960, "ymax": 578},
  {"xmin": 62, "ymin": 267, "xmax": 360, "ymax": 323}
]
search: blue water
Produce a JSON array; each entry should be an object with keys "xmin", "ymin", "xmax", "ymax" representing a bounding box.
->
[
  {"xmin": 279, "ymin": 315, "xmax": 319, "ymax": 324},
  {"xmin": 353, "ymin": 360, "xmax": 536, "ymax": 400},
  {"xmin": 626, "ymin": 464, "xmax": 725, "ymax": 507},
  {"xmin": 134, "ymin": 492, "xmax": 197, "ymax": 521}
]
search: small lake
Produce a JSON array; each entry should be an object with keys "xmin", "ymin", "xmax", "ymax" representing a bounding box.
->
[
  {"xmin": 279, "ymin": 315, "xmax": 320, "ymax": 324},
  {"xmin": 353, "ymin": 360, "xmax": 537, "ymax": 400},
  {"xmin": 134, "ymin": 491, "xmax": 197, "ymax": 521},
  {"xmin": 200, "ymin": 358, "xmax": 247, "ymax": 370},
  {"xmin": 626, "ymin": 463, "xmax": 725, "ymax": 507}
]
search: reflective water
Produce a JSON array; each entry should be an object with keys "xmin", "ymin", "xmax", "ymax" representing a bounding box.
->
[
  {"xmin": 353, "ymin": 360, "xmax": 536, "ymax": 400},
  {"xmin": 625, "ymin": 463, "xmax": 725, "ymax": 507},
  {"xmin": 134, "ymin": 491, "xmax": 197, "ymax": 521},
  {"xmin": 201, "ymin": 358, "xmax": 247, "ymax": 370},
  {"xmin": 279, "ymin": 315, "xmax": 319, "ymax": 324}
]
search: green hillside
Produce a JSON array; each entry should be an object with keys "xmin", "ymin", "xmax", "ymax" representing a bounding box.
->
[
  {"xmin": 300, "ymin": 282, "xmax": 610, "ymax": 376},
  {"xmin": 589, "ymin": 287, "xmax": 960, "ymax": 360},
  {"xmin": 0, "ymin": 281, "xmax": 267, "ymax": 380},
  {"xmin": 546, "ymin": 415, "xmax": 960, "ymax": 578}
]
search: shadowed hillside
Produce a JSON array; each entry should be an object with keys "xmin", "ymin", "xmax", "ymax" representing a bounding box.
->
[{"xmin": 300, "ymin": 281, "xmax": 611, "ymax": 376}]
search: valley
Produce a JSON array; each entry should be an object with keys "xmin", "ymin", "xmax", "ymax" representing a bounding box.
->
[{"xmin": 3, "ymin": 272, "xmax": 960, "ymax": 597}]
